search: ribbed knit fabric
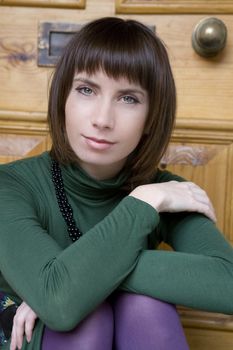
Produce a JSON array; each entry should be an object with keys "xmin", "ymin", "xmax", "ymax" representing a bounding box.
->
[{"xmin": 0, "ymin": 152, "xmax": 233, "ymax": 349}]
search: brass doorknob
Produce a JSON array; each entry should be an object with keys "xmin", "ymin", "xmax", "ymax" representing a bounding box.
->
[{"xmin": 192, "ymin": 17, "xmax": 227, "ymax": 57}]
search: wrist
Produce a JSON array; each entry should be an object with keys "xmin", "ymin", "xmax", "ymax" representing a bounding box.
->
[{"xmin": 129, "ymin": 184, "xmax": 165, "ymax": 213}]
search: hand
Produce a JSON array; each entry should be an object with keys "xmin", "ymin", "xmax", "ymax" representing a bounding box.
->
[
  {"xmin": 10, "ymin": 301, "xmax": 38, "ymax": 350},
  {"xmin": 129, "ymin": 181, "xmax": 216, "ymax": 222}
]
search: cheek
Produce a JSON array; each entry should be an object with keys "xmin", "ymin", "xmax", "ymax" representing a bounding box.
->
[
  {"xmin": 65, "ymin": 110, "xmax": 79, "ymax": 144},
  {"xmin": 65, "ymin": 112, "xmax": 73, "ymax": 135},
  {"xmin": 65, "ymin": 99, "xmax": 80, "ymax": 130},
  {"xmin": 131, "ymin": 114, "xmax": 147, "ymax": 138},
  {"xmin": 65, "ymin": 100, "xmax": 72, "ymax": 128},
  {"xmin": 122, "ymin": 121, "xmax": 146, "ymax": 151}
]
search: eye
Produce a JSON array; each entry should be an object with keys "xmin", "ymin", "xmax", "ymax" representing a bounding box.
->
[
  {"xmin": 76, "ymin": 86, "xmax": 93, "ymax": 96},
  {"xmin": 122, "ymin": 95, "xmax": 139, "ymax": 104}
]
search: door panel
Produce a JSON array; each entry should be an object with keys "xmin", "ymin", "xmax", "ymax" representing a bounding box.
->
[{"xmin": 0, "ymin": 1, "xmax": 232, "ymax": 348}]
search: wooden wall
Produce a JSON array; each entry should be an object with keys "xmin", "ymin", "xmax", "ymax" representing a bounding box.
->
[{"xmin": 0, "ymin": 1, "xmax": 233, "ymax": 348}]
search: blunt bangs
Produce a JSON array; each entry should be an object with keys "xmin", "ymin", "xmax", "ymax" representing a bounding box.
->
[{"xmin": 72, "ymin": 18, "xmax": 157, "ymax": 91}]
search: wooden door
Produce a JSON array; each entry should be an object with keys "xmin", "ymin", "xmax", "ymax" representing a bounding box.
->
[{"xmin": 0, "ymin": 1, "xmax": 233, "ymax": 348}]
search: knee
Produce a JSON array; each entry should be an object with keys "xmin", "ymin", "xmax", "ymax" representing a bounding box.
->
[
  {"xmin": 114, "ymin": 292, "xmax": 176, "ymax": 318},
  {"xmin": 113, "ymin": 293, "xmax": 181, "ymax": 335},
  {"xmin": 72, "ymin": 301, "xmax": 114, "ymax": 348},
  {"xmin": 113, "ymin": 293, "xmax": 188, "ymax": 349},
  {"xmin": 81, "ymin": 300, "xmax": 114, "ymax": 329}
]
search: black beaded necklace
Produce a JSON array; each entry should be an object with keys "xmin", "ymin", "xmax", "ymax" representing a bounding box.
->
[{"xmin": 51, "ymin": 159, "xmax": 82, "ymax": 242}]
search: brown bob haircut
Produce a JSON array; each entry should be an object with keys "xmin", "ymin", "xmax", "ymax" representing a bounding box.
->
[{"xmin": 48, "ymin": 17, "xmax": 176, "ymax": 190}]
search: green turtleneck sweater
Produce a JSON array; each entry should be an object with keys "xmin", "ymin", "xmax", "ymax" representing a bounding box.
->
[{"xmin": 0, "ymin": 152, "xmax": 233, "ymax": 349}]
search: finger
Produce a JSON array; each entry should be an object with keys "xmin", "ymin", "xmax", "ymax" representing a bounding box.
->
[
  {"xmin": 25, "ymin": 314, "xmax": 36, "ymax": 343},
  {"xmin": 16, "ymin": 324, "xmax": 25, "ymax": 349},
  {"xmin": 186, "ymin": 183, "xmax": 205, "ymax": 197},
  {"xmin": 14, "ymin": 313, "xmax": 26, "ymax": 349},
  {"xmin": 10, "ymin": 322, "xmax": 17, "ymax": 350},
  {"xmin": 195, "ymin": 196, "xmax": 216, "ymax": 222},
  {"xmin": 196, "ymin": 203, "xmax": 217, "ymax": 222},
  {"xmin": 193, "ymin": 192, "xmax": 213, "ymax": 207},
  {"xmin": 183, "ymin": 191, "xmax": 216, "ymax": 221},
  {"xmin": 190, "ymin": 183, "xmax": 203, "ymax": 191},
  {"xmin": 187, "ymin": 185, "xmax": 217, "ymax": 222},
  {"xmin": 206, "ymin": 205, "xmax": 217, "ymax": 222}
]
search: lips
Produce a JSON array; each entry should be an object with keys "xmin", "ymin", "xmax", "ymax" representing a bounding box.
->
[
  {"xmin": 84, "ymin": 136, "xmax": 115, "ymax": 145},
  {"xmin": 83, "ymin": 135, "xmax": 115, "ymax": 150}
]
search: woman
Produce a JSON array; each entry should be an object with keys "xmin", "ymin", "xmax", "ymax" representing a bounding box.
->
[{"xmin": 0, "ymin": 17, "xmax": 232, "ymax": 350}]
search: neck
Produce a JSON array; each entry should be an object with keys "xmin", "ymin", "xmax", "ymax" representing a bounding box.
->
[{"xmin": 77, "ymin": 160, "xmax": 126, "ymax": 181}]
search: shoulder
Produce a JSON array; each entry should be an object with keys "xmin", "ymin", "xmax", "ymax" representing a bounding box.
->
[
  {"xmin": 152, "ymin": 168, "xmax": 186, "ymax": 183},
  {"xmin": 0, "ymin": 152, "xmax": 51, "ymax": 186},
  {"xmin": 0, "ymin": 151, "xmax": 50, "ymax": 173}
]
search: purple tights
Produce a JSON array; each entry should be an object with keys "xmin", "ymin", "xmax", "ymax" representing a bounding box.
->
[{"xmin": 42, "ymin": 293, "xmax": 189, "ymax": 350}]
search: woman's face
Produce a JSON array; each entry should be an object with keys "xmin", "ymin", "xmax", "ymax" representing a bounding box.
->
[{"xmin": 65, "ymin": 70, "xmax": 149, "ymax": 180}]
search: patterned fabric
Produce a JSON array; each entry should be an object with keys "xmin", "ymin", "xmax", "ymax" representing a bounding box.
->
[{"xmin": 0, "ymin": 292, "xmax": 17, "ymax": 346}]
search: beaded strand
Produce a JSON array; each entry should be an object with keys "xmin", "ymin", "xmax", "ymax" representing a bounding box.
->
[{"xmin": 51, "ymin": 159, "xmax": 82, "ymax": 242}]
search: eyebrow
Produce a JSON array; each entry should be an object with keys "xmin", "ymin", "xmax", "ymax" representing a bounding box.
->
[
  {"xmin": 118, "ymin": 89, "xmax": 145, "ymax": 97},
  {"xmin": 73, "ymin": 77, "xmax": 146, "ymax": 97},
  {"xmin": 73, "ymin": 77, "xmax": 99, "ymax": 90}
]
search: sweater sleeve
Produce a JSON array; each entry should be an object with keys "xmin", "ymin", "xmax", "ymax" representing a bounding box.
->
[
  {"xmin": 121, "ymin": 213, "xmax": 233, "ymax": 314},
  {"xmin": 0, "ymin": 170, "xmax": 159, "ymax": 331},
  {"xmin": 120, "ymin": 187, "xmax": 233, "ymax": 315}
]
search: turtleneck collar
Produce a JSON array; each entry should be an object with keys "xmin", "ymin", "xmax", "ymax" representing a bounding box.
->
[{"xmin": 60, "ymin": 161, "xmax": 129, "ymax": 201}]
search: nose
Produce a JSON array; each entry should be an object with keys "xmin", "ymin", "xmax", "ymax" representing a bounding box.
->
[{"xmin": 91, "ymin": 100, "xmax": 115, "ymax": 130}]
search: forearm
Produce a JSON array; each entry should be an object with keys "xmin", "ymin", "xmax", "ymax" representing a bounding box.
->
[
  {"xmin": 0, "ymin": 196, "xmax": 158, "ymax": 330},
  {"xmin": 120, "ymin": 213, "xmax": 233, "ymax": 314},
  {"xmin": 120, "ymin": 249, "xmax": 233, "ymax": 314}
]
